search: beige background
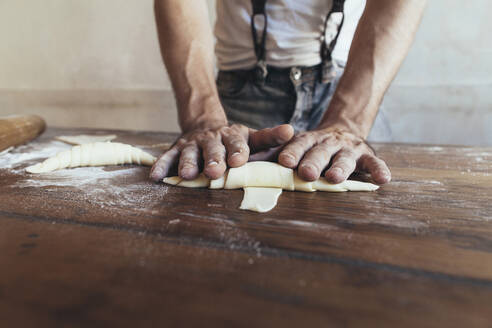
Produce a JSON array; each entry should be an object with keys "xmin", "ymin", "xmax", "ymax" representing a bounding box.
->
[{"xmin": 0, "ymin": 0, "xmax": 491, "ymax": 145}]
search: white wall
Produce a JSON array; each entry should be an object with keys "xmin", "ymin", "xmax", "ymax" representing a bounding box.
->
[
  {"xmin": 0, "ymin": 0, "xmax": 490, "ymax": 145},
  {"xmin": 0, "ymin": 0, "xmax": 168, "ymax": 90},
  {"xmin": 383, "ymin": 0, "xmax": 492, "ymax": 145}
]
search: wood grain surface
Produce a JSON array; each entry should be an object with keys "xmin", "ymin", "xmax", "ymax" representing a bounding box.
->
[{"xmin": 1, "ymin": 127, "xmax": 491, "ymax": 328}]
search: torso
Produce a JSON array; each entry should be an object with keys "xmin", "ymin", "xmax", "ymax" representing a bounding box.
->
[{"xmin": 214, "ymin": 0, "xmax": 366, "ymax": 70}]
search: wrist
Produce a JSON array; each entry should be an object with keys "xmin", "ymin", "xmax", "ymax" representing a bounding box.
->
[
  {"xmin": 180, "ymin": 97, "xmax": 228, "ymax": 133},
  {"xmin": 318, "ymin": 97, "xmax": 375, "ymax": 139},
  {"xmin": 317, "ymin": 117, "xmax": 368, "ymax": 140}
]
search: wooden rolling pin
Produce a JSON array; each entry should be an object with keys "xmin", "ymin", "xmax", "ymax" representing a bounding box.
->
[{"xmin": 0, "ymin": 115, "xmax": 46, "ymax": 152}]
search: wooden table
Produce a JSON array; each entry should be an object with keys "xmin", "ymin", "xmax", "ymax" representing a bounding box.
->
[{"xmin": 1, "ymin": 127, "xmax": 491, "ymax": 327}]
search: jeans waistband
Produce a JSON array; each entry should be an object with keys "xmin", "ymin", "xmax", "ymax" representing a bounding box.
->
[{"xmin": 218, "ymin": 63, "xmax": 323, "ymax": 85}]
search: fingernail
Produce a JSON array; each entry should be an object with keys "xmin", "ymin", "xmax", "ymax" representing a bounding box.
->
[
  {"xmin": 208, "ymin": 161, "xmax": 218, "ymax": 166},
  {"xmin": 232, "ymin": 151, "xmax": 241, "ymax": 157}
]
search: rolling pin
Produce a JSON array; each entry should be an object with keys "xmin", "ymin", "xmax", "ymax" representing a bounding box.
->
[{"xmin": 0, "ymin": 115, "xmax": 46, "ymax": 152}]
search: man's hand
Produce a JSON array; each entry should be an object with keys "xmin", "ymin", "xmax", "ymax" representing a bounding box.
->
[
  {"xmin": 274, "ymin": 0, "xmax": 426, "ymax": 185},
  {"xmin": 150, "ymin": 124, "xmax": 294, "ymax": 182},
  {"xmin": 278, "ymin": 128, "xmax": 391, "ymax": 185}
]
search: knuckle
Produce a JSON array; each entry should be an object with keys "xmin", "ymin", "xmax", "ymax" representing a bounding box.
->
[
  {"xmin": 333, "ymin": 159, "xmax": 350, "ymax": 171},
  {"xmin": 316, "ymin": 142, "xmax": 336, "ymax": 153},
  {"xmin": 180, "ymin": 149, "xmax": 198, "ymax": 161},
  {"xmin": 296, "ymin": 132, "xmax": 311, "ymax": 142},
  {"xmin": 229, "ymin": 123, "xmax": 245, "ymax": 132},
  {"xmin": 201, "ymin": 130, "xmax": 219, "ymax": 140},
  {"xmin": 301, "ymin": 160, "xmax": 320, "ymax": 171},
  {"xmin": 176, "ymin": 138, "xmax": 188, "ymax": 148},
  {"xmin": 227, "ymin": 135, "xmax": 245, "ymax": 146},
  {"xmin": 220, "ymin": 126, "xmax": 233, "ymax": 137},
  {"xmin": 289, "ymin": 140, "xmax": 308, "ymax": 153},
  {"xmin": 179, "ymin": 159, "xmax": 196, "ymax": 169},
  {"xmin": 207, "ymin": 148, "xmax": 226, "ymax": 160},
  {"xmin": 181, "ymin": 141, "xmax": 198, "ymax": 151},
  {"xmin": 340, "ymin": 147, "xmax": 358, "ymax": 158},
  {"xmin": 281, "ymin": 148, "xmax": 299, "ymax": 159},
  {"xmin": 320, "ymin": 134, "xmax": 337, "ymax": 145}
]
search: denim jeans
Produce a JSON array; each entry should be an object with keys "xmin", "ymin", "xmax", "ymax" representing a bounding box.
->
[{"xmin": 216, "ymin": 61, "xmax": 392, "ymax": 142}]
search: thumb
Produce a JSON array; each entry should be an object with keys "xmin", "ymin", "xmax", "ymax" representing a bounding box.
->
[{"xmin": 248, "ymin": 124, "xmax": 294, "ymax": 153}]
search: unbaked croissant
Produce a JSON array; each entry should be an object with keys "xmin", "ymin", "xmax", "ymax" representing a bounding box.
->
[{"xmin": 26, "ymin": 142, "xmax": 156, "ymax": 173}]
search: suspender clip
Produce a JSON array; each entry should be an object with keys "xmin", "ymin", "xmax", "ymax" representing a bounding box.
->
[{"xmin": 254, "ymin": 60, "xmax": 268, "ymax": 83}]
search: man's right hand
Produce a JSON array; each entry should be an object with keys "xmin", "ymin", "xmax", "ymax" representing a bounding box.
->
[{"xmin": 149, "ymin": 124, "xmax": 294, "ymax": 182}]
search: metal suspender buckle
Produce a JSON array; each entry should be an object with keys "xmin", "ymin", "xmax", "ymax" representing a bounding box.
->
[
  {"xmin": 321, "ymin": 60, "xmax": 338, "ymax": 84},
  {"xmin": 254, "ymin": 60, "xmax": 268, "ymax": 83}
]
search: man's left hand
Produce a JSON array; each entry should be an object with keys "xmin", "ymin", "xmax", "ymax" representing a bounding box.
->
[{"xmin": 277, "ymin": 127, "xmax": 391, "ymax": 184}]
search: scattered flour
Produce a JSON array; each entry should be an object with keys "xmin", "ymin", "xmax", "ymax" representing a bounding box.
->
[
  {"xmin": 424, "ymin": 146, "xmax": 444, "ymax": 152},
  {"xmin": 0, "ymin": 140, "xmax": 70, "ymax": 171},
  {"xmin": 2, "ymin": 139, "xmax": 168, "ymax": 209},
  {"xmin": 419, "ymin": 180, "xmax": 443, "ymax": 185},
  {"xmin": 0, "ymin": 147, "xmax": 13, "ymax": 156},
  {"xmin": 15, "ymin": 166, "xmax": 141, "ymax": 188}
]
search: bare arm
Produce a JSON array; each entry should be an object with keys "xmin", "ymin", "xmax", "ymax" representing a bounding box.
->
[
  {"xmin": 279, "ymin": 0, "xmax": 427, "ymax": 184},
  {"xmin": 151, "ymin": 0, "xmax": 293, "ymax": 182},
  {"xmin": 319, "ymin": 0, "xmax": 428, "ymax": 136},
  {"xmin": 154, "ymin": 0, "xmax": 225, "ymax": 132}
]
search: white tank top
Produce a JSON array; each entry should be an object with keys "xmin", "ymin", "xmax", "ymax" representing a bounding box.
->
[{"xmin": 214, "ymin": 0, "xmax": 366, "ymax": 70}]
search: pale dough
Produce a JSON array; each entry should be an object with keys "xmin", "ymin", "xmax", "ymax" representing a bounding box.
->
[
  {"xmin": 163, "ymin": 161, "xmax": 379, "ymax": 213},
  {"xmin": 55, "ymin": 134, "xmax": 117, "ymax": 145},
  {"xmin": 26, "ymin": 142, "xmax": 156, "ymax": 173},
  {"xmin": 240, "ymin": 187, "xmax": 283, "ymax": 213}
]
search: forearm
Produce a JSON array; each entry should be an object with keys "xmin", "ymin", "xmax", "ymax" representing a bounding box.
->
[
  {"xmin": 154, "ymin": 0, "xmax": 227, "ymax": 132},
  {"xmin": 319, "ymin": 0, "xmax": 427, "ymax": 138}
]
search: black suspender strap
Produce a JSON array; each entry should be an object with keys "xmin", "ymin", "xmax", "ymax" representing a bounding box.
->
[
  {"xmin": 251, "ymin": 0, "xmax": 268, "ymax": 79},
  {"xmin": 249, "ymin": 0, "xmax": 345, "ymax": 82},
  {"xmin": 320, "ymin": 0, "xmax": 346, "ymax": 63},
  {"xmin": 251, "ymin": 0, "xmax": 268, "ymax": 63}
]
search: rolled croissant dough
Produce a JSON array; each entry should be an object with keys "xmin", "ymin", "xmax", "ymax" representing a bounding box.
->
[
  {"xmin": 26, "ymin": 142, "xmax": 156, "ymax": 173},
  {"xmin": 163, "ymin": 161, "xmax": 379, "ymax": 212},
  {"xmin": 55, "ymin": 134, "xmax": 117, "ymax": 145}
]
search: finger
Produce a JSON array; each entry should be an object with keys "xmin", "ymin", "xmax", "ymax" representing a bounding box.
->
[
  {"xmin": 277, "ymin": 133, "xmax": 316, "ymax": 168},
  {"xmin": 150, "ymin": 146, "xmax": 180, "ymax": 181},
  {"xmin": 248, "ymin": 124, "xmax": 294, "ymax": 152},
  {"xmin": 325, "ymin": 148, "xmax": 358, "ymax": 184},
  {"xmin": 357, "ymin": 154, "xmax": 392, "ymax": 184},
  {"xmin": 199, "ymin": 137, "xmax": 227, "ymax": 180},
  {"xmin": 297, "ymin": 143, "xmax": 341, "ymax": 181},
  {"xmin": 249, "ymin": 146, "xmax": 282, "ymax": 162},
  {"xmin": 178, "ymin": 143, "xmax": 200, "ymax": 180},
  {"xmin": 222, "ymin": 131, "xmax": 249, "ymax": 168}
]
